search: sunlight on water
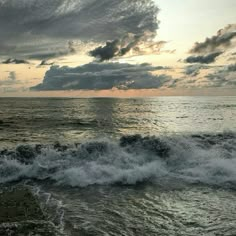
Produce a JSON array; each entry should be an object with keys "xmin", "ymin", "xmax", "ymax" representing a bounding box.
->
[{"xmin": 0, "ymin": 97, "xmax": 236, "ymax": 147}]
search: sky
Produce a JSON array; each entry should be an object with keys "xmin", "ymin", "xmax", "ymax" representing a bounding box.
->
[{"xmin": 0, "ymin": 0, "xmax": 236, "ymax": 97}]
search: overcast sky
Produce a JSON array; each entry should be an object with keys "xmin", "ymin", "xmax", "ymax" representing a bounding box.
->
[{"xmin": 0, "ymin": 0, "xmax": 236, "ymax": 97}]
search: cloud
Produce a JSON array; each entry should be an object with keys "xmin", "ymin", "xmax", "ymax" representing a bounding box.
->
[
  {"xmin": 0, "ymin": 0, "xmax": 159, "ymax": 60},
  {"xmin": 185, "ymin": 52, "xmax": 222, "ymax": 64},
  {"xmin": 205, "ymin": 64, "xmax": 236, "ymax": 87},
  {"xmin": 8, "ymin": 71, "xmax": 16, "ymax": 81},
  {"xmin": 17, "ymin": 41, "xmax": 77, "ymax": 60},
  {"xmin": 31, "ymin": 63, "xmax": 172, "ymax": 91},
  {"xmin": 87, "ymin": 1, "xmax": 161, "ymax": 61},
  {"xmin": 185, "ymin": 25, "xmax": 236, "ymax": 66},
  {"xmin": 38, "ymin": 60, "xmax": 54, "ymax": 67},
  {"xmin": 89, "ymin": 33, "xmax": 165, "ymax": 61},
  {"xmin": 89, "ymin": 39, "xmax": 122, "ymax": 62},
  {"xmin": 68, "ymin": 41, "xmax": 76, "ymax": 54},
  {"xmin": 172, "ymin": 63, "xmax": 236, "ymax": 89},
  {"xmin": 227, "ymin": 52, "xmax": 236, "ymax": 62},
  {"xmin": 2, "ymin": 58, "xmax": 29, "ymax": 64},
  {"xmin": 225, "ymin": 63, "xmax": 236, "ymax": 72},
  {"xmin": 184, "ymin": 64, "xmax": 209, "ymax": 77},
  {"xmin": 190, "ymin": 24, "xmax": 236, "ymax": 54},
  {"xmin": 0, "ymin": 71, "xmax": 20, "ymax": 86},
  {"xmin": 0, "ymin": 0, "xmax": 158, "ymax": 41},
  {"xmin": 30, "ymin": 62, "xmax": 236, "ymax": 91},
  {"xmin": 227, "ymin": 57, "xmax": 236, "ymax": 62}
]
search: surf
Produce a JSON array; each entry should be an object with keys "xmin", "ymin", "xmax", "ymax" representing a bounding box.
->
[{"xmin": 0, "ymin": 133, "xmax": 236, "ymax": 188}]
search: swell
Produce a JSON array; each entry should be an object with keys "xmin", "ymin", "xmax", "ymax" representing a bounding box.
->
[{"xmin": 0, "ymin": 133, "xmax": 236, "ymax": 188}]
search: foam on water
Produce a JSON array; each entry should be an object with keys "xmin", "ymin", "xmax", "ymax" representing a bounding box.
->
[{"xmin": 0, "ymin": 133, "xmax": 236, "ymax": 188}]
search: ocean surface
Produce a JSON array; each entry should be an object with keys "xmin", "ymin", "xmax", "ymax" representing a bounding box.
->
[{"xmin": 0, "ymin": 96, "xmax": 236, "ymax": 235}]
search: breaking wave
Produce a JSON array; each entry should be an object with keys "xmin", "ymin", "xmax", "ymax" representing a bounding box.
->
[{"xmin": 0, "ymin": 133, "xmax": 236, "ymax": 188}]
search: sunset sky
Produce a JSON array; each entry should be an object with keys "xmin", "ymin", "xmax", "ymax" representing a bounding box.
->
[{"xmin": 0, "ymin": 0, "xmax": 236, "ymax": 97}]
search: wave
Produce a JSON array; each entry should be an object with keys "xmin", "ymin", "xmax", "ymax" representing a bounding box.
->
[{"xmin": 0, "ymin": 133, "xmax": 236, "ymax": 187}]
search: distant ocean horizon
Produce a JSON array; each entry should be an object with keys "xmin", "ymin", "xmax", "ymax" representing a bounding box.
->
[{"xmin": 2, "ymin": 95, "xmax": 228, "ymax": 97}]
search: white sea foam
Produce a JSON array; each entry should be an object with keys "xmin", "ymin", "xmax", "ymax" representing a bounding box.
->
[{"xmin": 0, "ymin": 134, "xmax": 236, "ymax": 187}]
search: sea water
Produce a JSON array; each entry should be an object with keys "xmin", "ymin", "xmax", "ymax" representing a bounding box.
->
[{"xmin": 0, "ymin": 97, "xmax": 236, "ymax": 235}]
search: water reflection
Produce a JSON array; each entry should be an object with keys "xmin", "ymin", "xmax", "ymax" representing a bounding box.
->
[{"xmin": 0, "ymin": 97, "xmax": 236, "ymax": 147}]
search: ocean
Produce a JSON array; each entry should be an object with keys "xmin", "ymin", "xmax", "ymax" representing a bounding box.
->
[{"xmin": 0, "ymin": 96, "xmax": 236, "ymax": 235}]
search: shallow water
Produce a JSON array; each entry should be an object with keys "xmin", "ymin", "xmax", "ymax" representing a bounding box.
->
[
  {"xmin": 0, "ymin": 97, "xmax": 236, "ymax": 235},
  {"xmin": 41, "ymin": 184, "xmax": 236, "ymax": 236}
]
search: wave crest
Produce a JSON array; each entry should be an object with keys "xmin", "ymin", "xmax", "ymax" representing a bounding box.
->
[{"xmin": 0, "ymin": 133, "xmax": 236, "ymax": 187}]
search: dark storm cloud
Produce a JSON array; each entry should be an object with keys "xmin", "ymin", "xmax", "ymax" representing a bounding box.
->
[
  {"xmin": 89, "ymin": 39, "xmax": 122, "ymax": 62},
  {"xmin": 0, "ymin": 0, "xmax": 159, "ymax": 60},
  {"xmin": 30, "ymin": 41, "xmax": 76, "ymax": 60},
  {"xmin": 30, "ymin": 63, "xmax": 171, "ymax": 91},
  {"xmin": 185, "ymin": 52, "xmax": 222, "ymax": 64},
  {"xmin": 2, "ymin": 58, "xmax": 29, "ymax": 64},
  {"xmin": 2, "ymin": 41, "xmax": 77, "ymax": 61},
  {"xmin": 190, "ymin": 24, "xmax": 236, "ymax": 54},
  {"xmin": 0, "ymin": 0, "xmax": 158, "ymax": 41},
  {"xmin": 89, "ymin": 33, "xmax": 165, "ymax": 61}
]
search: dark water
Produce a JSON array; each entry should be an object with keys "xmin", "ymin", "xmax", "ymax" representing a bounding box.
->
[{"xmin": 0, "ymin": 97, "xmax": 236, "ymax": 235}]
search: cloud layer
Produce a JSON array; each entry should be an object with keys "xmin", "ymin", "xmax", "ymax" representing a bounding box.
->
[
  {"xmin": 30, "ymin": 61, "xmax": 236, "ymax": 92},
  {"xmin": 205, "ymin": 63, "xmax": 236, "ymax": 87},
  {"xmin": 184, "ymin": 64, "xmax": 209, "ymax": 77},
  {"xmin": 190, "ymin": 24, "xmax": 236, "ymax": 54},
  {"xmin": 2, "ymin": 58, "xmax": 29, "ymax": 64},
  {"xmin": 89, "ymin": 31, "xmax": 165, "ymax": 62},
  {"xmin": 31, "ymin": 63, "xmax": 171, "ymax": 91},
  {"xmin": 185, "ymin": 52, "xmax": 222, "ymax": 64},
  {"xmin": 0, "ymin": 71, "xmax": 19, "ymax": 86},
  {"xmin": 185, "ymin": 24, "xmax": 236, "ymax": 66},
  {"xmin": 0, "ymin": 0, "xmax": 159, "ymax": 60}
]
